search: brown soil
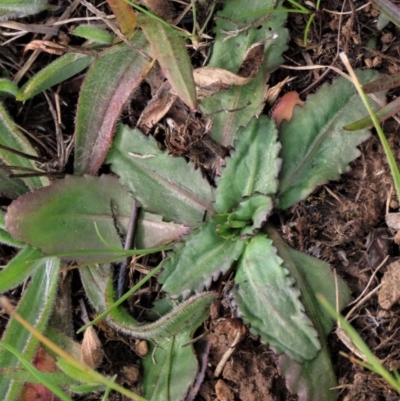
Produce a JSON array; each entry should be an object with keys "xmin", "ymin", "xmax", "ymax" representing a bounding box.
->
[{"xmin": 2, "ymin": 1, "xmax": 400, "ymax": 401}]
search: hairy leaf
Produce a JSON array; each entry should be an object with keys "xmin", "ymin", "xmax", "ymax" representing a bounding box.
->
[
  {"xmin": 0, "ymin": 78, "xmax": 18, "ymax": 97},
  {"xmin": 0, "ymin": 258, "xmax": 59, "ymax": 400},
  {"xmin": 278, "ymin": 352, "xmax": 338, "ymax": 401},
  {"xmin": 137, "ymin": 14, "xmax": 197, "ymax": 110},
  {"xmin": 160, "ymin": 216, "xmax": 247, "ymax": 298},
  {"xmin": 215, "ymin": 116, "xmax": 280, "ymax": 214},
  {"xmin": 0, "ymin": 169, "xmax": 28, "ymax": 198},
  {"xmin": 217, "ymin": 194, "xmax": 273, "ymax": 239},
  {"xmin": 277, "ymin": 69, "xmax": 381, "ymax": 210},
  {"xmin": 0, "ymin": 102, "xmax": 48, "ymax": 190},
  {"xmin": 72, "ymin": 25, "xmax": 114, "ymax": 44},
  {"xmin": 79, "ymin": 264, "xmax": 109, "ymax": 321},
  {"xmin": 0, "ymin": 367, "xmax": 79, "ymax": 386},
  {"xmin": 142, "ymin": 333, "xmax": 200, "ymax": 401},
  {"xmin": 80, "ymin": 262, "xmax": 214, "ymax": 345},
  {"xmin": 107, "ymin": 124, "xmax": 214, "ymax": 226},
  {"xmin": 362, "ymin": 71, "xmax": 400, "ymax": 93},
  {"xmin": 231, "ymin": 194, "xmax": 273, "ymax": 234},
  {"xmin": 0, "ymin": 209, "xmax": 25, "ymax": 248},
  {"xmin": 17, "ymin": 54, "xmax": 94, "ymax": 101},
  {"xmin": 265, "ymin": 224, "xmax": 351, "ymax": 401},
  {"xmin": 200, "ymin": 0, "xmax": 288, "ymax": 146},
  {"xmin": 344, "ymin": 96, "xmax": 400, "ymax": 130},
  {"xmin": 0, "ymin": 0, "xmax": 48, "ymax": 20},
  {"xmin": 74, "ymin": 33, "xmax": 152, "ymax": 175},
  {"xmin": 106, "ymin": 282, "xmax": 216, "ymax": 340},
  {"xmin": 5, "ymin": 175, "xmax": 187, "ymax": 262},
  {"xmin": 373, "ymin": 0, "xmax": 400, "ymax": 28},
  {"xmin": 0, "ymin": 247, "xmax": 43, "ymax": 293},
  {"xmin": 233, "ymin": 234, "xmax": 320, "ymax": 362}
]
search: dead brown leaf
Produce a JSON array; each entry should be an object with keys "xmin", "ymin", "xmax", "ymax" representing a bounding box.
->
[{"xmin": 378, "ymin": 260, "xmax": 400, "ymax": 310}]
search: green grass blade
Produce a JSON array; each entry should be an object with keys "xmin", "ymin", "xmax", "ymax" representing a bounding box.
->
[
  {"xmin": 0, "ymin": 342, "xmax": 73, "ymax": 401},
  {"xmin": 0, "ymin": 258, "xmax": 60, "ymax": 399},
  {"xmin": 340, "ymin": 52, "xmax": 400, "ymax": 201}
]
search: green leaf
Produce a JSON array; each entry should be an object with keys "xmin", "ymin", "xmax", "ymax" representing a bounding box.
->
[
  {"xmin": 69, "ymin": 383, "xmax": 106, "ymax": 394},
  {"xmin": 106, "ymin": 283, "xmax": 216, "ymax": 340},
  {"xmin": 0, "ymin": 79, "xmax": 18, "ymax": 97},
  {"xmin": 160, "ymin": 216, "xmax": 247, "ymax": 297},
  {"xmin": 81, "ymin": 262, "xmax": 214, "ymax": 343},
  {"xmin": 141, "ymin": 295, "xmax": 213, "ymax": 401},
  {"xmin": 5, "ymin": 175, "xmax": 187, "ymax": 262},
  {"xmin": 0, "ymin": 209, "xmax": 26, "ymax": 248},
  {"xmin": 344, "ymin": 96, "xmax": 400, "ymax": 131},
  {"xmin": 362, "ymin": 72, "xmax": 400, "ymax": 93},
  {"xmin": 233, "ymin": 234, "xmax": 320, "ymax": 362},
  {"xmin": 72, "ymin": 25, "xmax": 114, "ymax": 44},
  {"xmin": 0, "ymin": 343, "xmax": 73, "ymax": 401},
  {"xmin": 0, "ymin": 258, "xmax": 60, "ymax": 399},
  {"xmin": 137, "ymin": 14, "xmax": 197, "ymax": 110},
  {"xmin": 265, "ymin": 224, "xmax": 351, "ymax": 401},
  {"xmin": 17, "ymin": 53, "xmax": 94, "ymax": 101},
  {"xmin": 0, "ymin": 102, "xmax": 48, "ymax": 190},
  {"xmin": 227, "ymin": 193, "xmax": 273, "ymax": 236},
  {"xmin": 200, "ymin": 0, "xmax": 288, "ymax": 146},
  {"xmin": 107, "ymin": 124, "xmax": 215, "ymax": 226},
  {"xmin": 0, "ymin": 366, "xmax": 79, "ymax": 386},
  {"xmin": 0, "ymin": 0, "xmax": 49, "ymax": 20},
  {"xmin": 74, "ymin": 33, "xmax": 152, "ymax": 175},
  {"xmin": 277, "ymin": 69, "xmax": 381, "ymax": 210},
  {"xmin": 142, "ymin": 333, "xmax": 199, "ymax": 401},
  {"xmin": 79, "ymin": 263, "xmax": 109, "ymax": 315},
  {"xmin": 215, "ymin": 116, "xmax": 280, "ymax": 214},
  {"xmin": 0, "ymin": 247, "xmax": 43, "ymax": 293},
  {"xmin": 0, "ymin": 169, "xmax": 29, "ymax": 198},
  {"xmin": 373, "ymin": 0, "xmax": 400, "ymax": 28},
  {"xmin": 277, "ymin": 352, "xmax": 338, "ymax": 401}
]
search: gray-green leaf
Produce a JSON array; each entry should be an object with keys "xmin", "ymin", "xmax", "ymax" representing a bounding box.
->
[
  {"xmin": 160, "ymin": 216, "xmax": 247, "ymax": 297},
  {"xmin": 107, "ymin": 124, "xmax": 215, "ymax": 226},
  {"xmin": 215, "ymin": 116, "xmax": 280, "ymax": 214},
  {"xmin": 277, "ymin": 69, "xmax": 382, "ymax": 210},
  {"xmin": 200, "ymin": 0, "xmax": 288, "ymax": 146},
  {"xmin": 233, "ymin": 234, "xmax": 320, "ymax": 362},
  {"xmin": 17, "ymin": 53, "xmax": 94, "ymax": 101}
]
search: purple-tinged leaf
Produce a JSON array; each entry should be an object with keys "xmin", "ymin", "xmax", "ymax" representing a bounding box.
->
[
  {"xmin": 265, "ymin": 224, "xmax": 351, "ymax": 401},
  {"xmin": 5, "ymin": 175, "xmax": 187, "ymax": 262},
  {"xmin": 373, "ymin": 0, "xmax": 400, "ymax": 28},
  {"xmin": 137, "ymin": 14, "xmax": 197, "ymax": 110},
  {"xmin": 344, "ymin": 96, "xmax": 400, "ymax": 131},
  {"xmin": 17, "ymin": 53, "xmax": 94, "ymax": 101},
  {"xmin": 0, "ymin": 103, "xmax": 48, "ymax": 190},
  {"xmin": 362, "ymin": 72, "xmax": 400, "ymax": 93},
  {"xmin": 74, "ymin": 33, "xmax": 152, "ymax": 175}
]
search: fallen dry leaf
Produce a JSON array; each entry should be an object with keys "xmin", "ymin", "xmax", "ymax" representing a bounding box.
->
[
  {"xmin": 270, "ymin": 91, "xmax": 304, "ymax": 127},
  {"xmin": 378, "ymin": 260, "xmax": 400, "ymax": 310},
  {"xmin": 215, "ymin": 379, "xmax": 235, "ymax": 401}
]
